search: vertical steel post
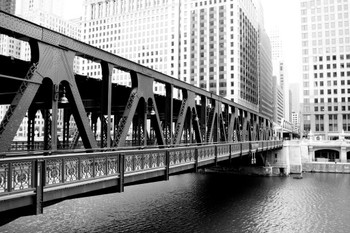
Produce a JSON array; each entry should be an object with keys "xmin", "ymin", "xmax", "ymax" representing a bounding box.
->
[
  {"xmin": 215, "ymin": 145, "xmax": 218, "ymax": 166},
  {"xmin": 165, "ymin": 150, "xmax": 170, "ymax": 180},
  {"xmin": 34, "ymin": 159, "xmax": 44, "ymax": 215},
  {"xmin": 200, "ymin": 96, "xmax": 207, "ymax": 143},
  {"xmin": 7, "ymin": 162, "xmax": 12, "ymax": 193},
  {"xmin": 194, "ymin": 148, "xmax": 198, "ymax": 173},
  {"xmin": 165, "ymin": 84, "xmax": 173, "ymax": 145},
  {"xmin": 51, "ymin": 84, "xmax": 59, "ymax": 151},
  {"xmin": 101, "ymin": 62, "xmax": 113, "ymax": 148},
  {"xmin": 229, "ymin": 143, "xmax": 232, "ymax": 165},
  {"xmin": 118, "ymin": 154, "xmax": 124, "ymax": 192}
]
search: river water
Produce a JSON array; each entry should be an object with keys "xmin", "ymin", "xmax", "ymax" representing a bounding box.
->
[{"xmin": 1, "ymin": 172, "xmax": 350, "ymax": 233}]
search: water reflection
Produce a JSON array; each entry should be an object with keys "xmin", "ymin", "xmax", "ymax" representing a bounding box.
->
[{"xmin": 1, "ymin": 173, "xmax": 350, "ymax": 233}]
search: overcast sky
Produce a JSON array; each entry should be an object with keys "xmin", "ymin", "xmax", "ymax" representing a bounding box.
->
[
  {"xmin": 261, "ymin": 0, "xmax": 302, "ymax": 86},
  {"xmin": 63, "ymin": 0, "xmax": 301, "ymax": 86}
]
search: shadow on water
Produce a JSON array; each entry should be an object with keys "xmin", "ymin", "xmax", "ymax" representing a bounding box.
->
[{"xmin": 0, "ymin": 175, "xmax": 169, "ymax": 227}]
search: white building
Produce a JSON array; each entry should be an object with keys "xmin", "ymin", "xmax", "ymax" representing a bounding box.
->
[
  {"xmin": 300, "ymin": 0, "xmax": 350, "ymax": 139},
  {"xmin": 292, "ymin": 111, "xmax": 300, "ymax": 133},
  {"xmin": 81, "ymin": 0, "xmax": 272, "ymax": 113},
  {"xmin": 81, "ymin": 0, "xmax": 180, "ymax": 91},
  {"xmin": 267, "ymin": 27, "xmax": 288, "ymax": 121}
]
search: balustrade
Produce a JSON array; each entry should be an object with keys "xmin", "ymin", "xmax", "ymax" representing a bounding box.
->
[{"xmin": 0, "ymin": 140, "xmax": 282, "ymax": 215}]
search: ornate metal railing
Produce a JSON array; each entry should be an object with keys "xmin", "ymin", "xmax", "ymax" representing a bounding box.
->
[
  {"xmin": 198, "ymin": 145, "xmax": 216, "ymax": 162},
  {"xmin": 0, "ymin": 140, "xmax": 283, "ymax": 215},
  {"xmin": 44, "ymin": 152, "xmax": 120, "ymax": 186},
  {"xmin": 168, "ymin": 147, "xmax": 196, "ymax": 166},
  {"xmin": 124, "ymin": 149, "xmax": 166, "ymax": 173}
]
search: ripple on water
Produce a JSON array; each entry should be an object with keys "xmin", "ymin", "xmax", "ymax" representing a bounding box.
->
[{"xmin": 1, "ymin": 173, "xmax": 350, "ymax": 233}]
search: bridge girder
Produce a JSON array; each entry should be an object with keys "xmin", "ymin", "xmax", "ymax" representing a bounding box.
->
[{"xmin": 0, "ymin": 11, "xmax": 277, "ymax": 154}]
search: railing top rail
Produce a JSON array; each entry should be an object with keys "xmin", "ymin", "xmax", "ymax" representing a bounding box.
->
[{"xmin": 0, "ymin": 140, "xmax": 283, "ymax": 162}]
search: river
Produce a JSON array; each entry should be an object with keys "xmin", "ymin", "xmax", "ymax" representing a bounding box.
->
[{"xmin": 1, "ymin": 172, "xmax": 350, "ymax": 233}]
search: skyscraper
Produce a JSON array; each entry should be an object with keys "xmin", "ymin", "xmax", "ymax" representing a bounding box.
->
[
  {"xmin": 81, "ymin": 0, "xmax": 272, "ymax": 114},
  {"xmin": 268, "ymin": 27, "xmax": 287, "ymax": 122},
  {"xmin": 300, "ymin": 0, "xmax": 350, "ymax": 139},
  {"xmin": 0, "ymin": 0, "xmax": 16, "ymax": 14},
  {"xmin": 81, "ymin": 0, "xmax": 180, "ymax": 90}
]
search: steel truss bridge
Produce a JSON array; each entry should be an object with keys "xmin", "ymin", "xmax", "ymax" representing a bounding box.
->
[{"xmin": 0, "ymin": 11, "xmax": 282, "ymax": 217}]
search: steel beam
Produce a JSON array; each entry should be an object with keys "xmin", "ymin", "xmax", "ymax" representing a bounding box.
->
[
  {"xmin": 101, "ymin": 62, "xmax": 113, "ymax": 148},
  {"xmin": 0, "ymin": 62, "xmax": 41, "ymax": 151},
  {"xmin": 0, "ymin": 11, "xmax": 266, "ymax": 121}
]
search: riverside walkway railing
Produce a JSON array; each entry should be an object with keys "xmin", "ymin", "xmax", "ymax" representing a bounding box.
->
[{"xmin": 0, "ymin": 140, "xmax": 283, "ymax": 215}]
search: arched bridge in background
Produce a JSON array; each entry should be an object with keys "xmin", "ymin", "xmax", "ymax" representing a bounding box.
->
[{"xmin": 0, "ymin": 11, "xmax": 283, "ymax": 218}]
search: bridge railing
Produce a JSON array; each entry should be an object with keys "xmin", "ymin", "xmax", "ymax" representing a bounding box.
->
[
  {"xmin": 0, "ymin": 140, "xmax": 283, "ymax": 214},
  {"xmin": 123, "ymin": 149, "xmax": 166, "ymax": 173},
  {"xmin": 44, "ymin": 152, "xmax": 121, "ymax": 187}
]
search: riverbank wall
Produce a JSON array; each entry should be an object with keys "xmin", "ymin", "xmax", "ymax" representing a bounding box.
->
[
  {"xmin": 303, "ymin": 162, "xmax": 350, "ymax": 173},
  {"xmin": 280, "ymin": 139, "xmax": 350, "ymax": 174}
]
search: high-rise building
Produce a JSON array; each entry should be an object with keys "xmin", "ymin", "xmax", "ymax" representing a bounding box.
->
[
  {"xmin": 292, "ymin": 111, "xmax": 300, "ymax": 133},
  {"xmin": 290, "ymin": 82, "xmax": 301, "ymax": 113},
  {"xmin": 81, "ymin": 0, "xmax": 271, "ymax": 114},
  {"xmin": 186, "ymin": 0, "xmax": 260, "ymax": 111},
  {"xmin": 290, "ymin": 82, "xmax": 301, "ymax": 132},
  {"xmin": 16, "ymin": 0, "xmax": 64, "ymax": 18},
  {"xmin": 273, "ymin": 75, "xmax": 284, "ymax": 123},
  {"xmin": 300, "ymin": 0, "xmax": 350, "ymax": 139},
  {"xmin": 0, "ymin": 0, "xmax": 22, "ymax": 60},
  {"xmin": 0, "ymin": 0, "xmax": 16, "ymax": 14},
  {"xmin": 81, "ymin": 0, "xmax": 180, "ymax": 90},
  {"xmin": 268, "ymin": 27, "xmax": 288, "ymax": 121},
  {"xmin": 259, "ymin": 28, "xmax": 274, "ymax": 120}
]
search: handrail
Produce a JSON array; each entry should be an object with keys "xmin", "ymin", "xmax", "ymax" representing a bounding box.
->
[{"xmin": 0, "ymin": 139, "xmax": 283, "ymax": 215}]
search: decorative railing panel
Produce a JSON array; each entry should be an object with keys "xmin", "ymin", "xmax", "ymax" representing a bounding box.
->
[
  {"xmin": 79, "ymin": 157, "xmax": 94, "ymax": 180},
  {"xmin": 46, "ymin": 159, "xmax": 63, "ymax": 185},
  {"xmin": 169, "ymin": 148, "xmax": 195, "ymax": 166},
  {"xmin": 45, "ymin": 153, "xmax": 121, "ymax": 187},
  {"xmin": 198, "ymin": 145, "xmax": 215, "ymax": 161},
  {"xmin": 242, "ymin": 142, "xmax": 250, "ymax": 152},
  {"xmin": 0, "ymin": 159, "xmax": 35, "ymax": 195},
  {"xmin": 217, "ymin": 144, "xmax": 230, "ymax": 157},
  {"xmin": 107, "ymin": 156, "xmax": 119, "ymax": 175},
  {"xmin": 64, "ymin": 158, "xmax": 79, "ymax": 182},
  {"xmin": 124, "ymin": 150, "xmax": 166, "ymax": 173},
  {"xmin": 11, "ymin": 161, "xmax": 33, "ymax": 191},
  {"xmin": 0, "ymin": 162, "xmax": 8, "ymax": 192},
  {"xmin": 231, "ymin": 143, "xmax": 241, "ymax": 154},
  {"xmin": 94, "ymin": 157, "xmax": 107, "ymax": 177},
  {"xmin": 258, "ymin": 141, "xmax": 263, "ymax": 148}
]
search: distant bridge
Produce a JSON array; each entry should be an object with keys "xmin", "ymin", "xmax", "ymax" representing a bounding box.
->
[{"xmin": 0, "ymin": 11, "xmax": 283, "ymax": 218}]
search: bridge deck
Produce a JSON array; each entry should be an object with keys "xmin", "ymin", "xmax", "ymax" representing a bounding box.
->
[{"xmin": 0, "ymin": 141, "xmax": 282, "ymax": 216}]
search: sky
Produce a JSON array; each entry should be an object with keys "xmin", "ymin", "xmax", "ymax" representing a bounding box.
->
[
  {"xmin": 260, "ymin": 0, "xmax": 302, "ymax": 86},
  {"xmin": 63, "ymin": 0, "xmax": 302, "ymax": 86},
  {"xmin": 63, "ymin": 0, "xmax": 84, "ymax": 20}
]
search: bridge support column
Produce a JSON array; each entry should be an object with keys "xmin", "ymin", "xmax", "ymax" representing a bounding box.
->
[{"xmin": 340, "ymin": 146, "xmax": 347, "ymax": 163}]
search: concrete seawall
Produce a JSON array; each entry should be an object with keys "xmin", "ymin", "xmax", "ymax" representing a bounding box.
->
[
  {"xmin": 303, "ymin": 162, "xmax": 350, "ymax": 173},
  {"xmin": 281, "ymin": 139, "xmax": 350, "ymax": 174}
]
